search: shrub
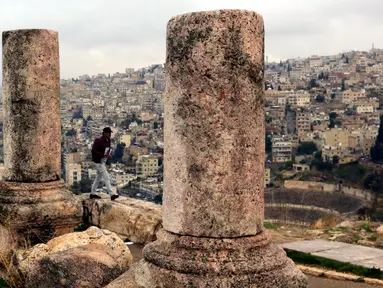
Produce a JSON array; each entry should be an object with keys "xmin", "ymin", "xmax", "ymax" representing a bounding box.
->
[
  {"xmin": 264, "ymin": 221, "xmax": 280, "ymax": 230},
  {"xmin": 368, "ymin": 234, "xmax": 377, "ymax": 242},
  {"xmin": 297, "ymin": 142, "xmax": 318, "ymax": 156},
  {"xmin": 359, "ymin": 222, "xmax": 373, "ymax": 233}
]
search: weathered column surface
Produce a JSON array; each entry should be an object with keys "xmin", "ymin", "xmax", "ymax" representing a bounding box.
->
[
  {"xmin": 117, "ymin": 10, "xmax": 307, "ymax": 288},
  {"xmin": 162, "ymin": 8, "xmax": 265, "ymax": 238},
  {"xmin": 0, "ymin": 29, "xmax": 81, "ymax": 244},
  {"xmin": 2, "ymin": 29, "xmax": 60, "ymax": 182}
]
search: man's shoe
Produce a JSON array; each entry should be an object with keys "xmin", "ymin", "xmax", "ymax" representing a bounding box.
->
[
  {"xmin": 90, "ymin": 194, "xmax": 102, "ymax": 199},
  {"xmin": 111, "ymin": 194, "xmax": 119, "ymax": 201}
]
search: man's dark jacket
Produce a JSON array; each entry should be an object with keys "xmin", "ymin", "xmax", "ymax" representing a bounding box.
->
[{"xmin": 92, "ymin": 136, "xmax": 111, "ymax": 163}]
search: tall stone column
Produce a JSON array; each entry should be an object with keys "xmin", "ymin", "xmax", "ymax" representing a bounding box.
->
[
  {"xmin": 2, "ymin": 29, "xmax": 60, "ymax": 182},
  {"xmin": 121, "ymin": 10, "xmax": 307, "ymax": 287},
  {"xmin": 0, "ymin": 29, "xmax": 82, "ymax": 244}
]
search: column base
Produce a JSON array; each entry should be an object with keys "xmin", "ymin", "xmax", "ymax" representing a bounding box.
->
[
  {"xmin": 0, "ymin": 180, "xmax": 82, "ymax": 244},
  {"xmin": 119, "ymin": 229, "xmax": 307, "ymax": 287}
]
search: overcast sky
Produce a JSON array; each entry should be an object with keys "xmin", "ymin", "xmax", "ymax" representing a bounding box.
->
[{"xmin": 1, "ymin": 0, "xmax": 382, "ymax": 79}]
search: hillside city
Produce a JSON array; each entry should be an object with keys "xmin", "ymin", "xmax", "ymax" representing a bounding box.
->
[{"xmin": 1, "ymin": 46, "xmax": 383, "ymax": 215}]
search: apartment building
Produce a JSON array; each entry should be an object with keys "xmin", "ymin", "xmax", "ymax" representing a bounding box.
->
[
  {"xmin": 286, "ymin": 92, "xmax": 310, "ymax": 107},
  {"xmin": 272, "ymin": 139, "xmax": 293, "ymax": 163},
  {"xmin": 296, "ymin": 110, "xmax": 311, "ymax": 138},
  {"xmin": 366, "ymin": 64, "xmax": 383, "ymax": 74},
  {"xmin": 293, "ymin": 164, "xmax": 310, "ymax": 173},
  {"xmin": 342, "ymin": 89, "xmax": 366, "ymax": 104},
  {"xmin": 322, "ymin": 146, "xmax": 342, "ymax": 162},
  {"xmin": 66, "ymin": 164, "xmax": 82, "ymax": 186},
  {"xmin": 136, "ymin": 154, "xmax": 159, "ymax": 177},
  {"xmin": 66, "ymin": 152, "xmax": 86, "ymax": 164},
  {"xmin": 356, "ymin": 103, "xmax": 374, "ymax": 114},
  {"xmin": 120, "ymin": 134, "xmax": 132, "ymax": 147},
  {"xmin": 93, "ymin": 99, "xmax": 105, "ymax": 107},
  {"xmin": 309, "ymin": 56, "xmax": 323, "ymax": 67},
  {"xmin": 323, "ymin": 128, "xmax": 349, "ymax": 148},
  {"xmin": 264, "ymin": 90, "xmax": 290, "ymax": 106},
  {"xmin": 90, "ymin": 106, "xmax": 104, "ymax": 120},
  {"xmin": 116, "ymin": 173, "xmax": 137, "ymax": 187},
  {"xmin": 82, "ymin": 104, "xmax": 92, "ymax": 119}
]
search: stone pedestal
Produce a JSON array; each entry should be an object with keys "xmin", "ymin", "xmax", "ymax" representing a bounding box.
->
[
  {"xmin": 110, "ymin": 10, "xmax": 307, "ymax": 287},
  {"xmin": 1, "ymin": 29, "xmax": 82, "ymax": 243}
]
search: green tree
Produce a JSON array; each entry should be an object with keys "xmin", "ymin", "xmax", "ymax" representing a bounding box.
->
[
  {"xmin": 80, "ymin": 178, "xmax": 93, "ymax": 193},
  {"xmin": 309, "ymin": 79, "xmax": 318, "ymax": 89},
  {"xmin": 297, "ymin": 142, "xmax": 318, "ymax": 155},
  {"xmin": 153, "ymin": 122, "xmax": 159, "ymax": 129},
  {"xmin": 332, "ymin": 155, "xmax": 340, "ymax": 165},
  {"xmin": 65, "ymin": 128, "xmax": 77, "ymax": 137},
  {"xmin": 265, "ymin": 132, "xmax": 272, "ymax": 153},
  {"xmin": 153, "ymin": 193, "xmax": 163, "ymax": 205},
  {"xmin": 279, "ymin": 161, "xmax": 294, "ymax": 171},
  {"xmin": 362, "ymin": 173, "xmax": 383, "ymax": 193},
  {"xmin": 371, "ymin": 116, "xmax": 383, "ymax": 163},
  {"xmin": 110, "ymin": 143, "xmax": 126, "ymax": 164},
  {"xmin": 87, "ymin": 115, "xmax": 93, "ymax": 121},
  {"xmin": 311, "ymin": 151, "xmax": 333, "ymax": 171},
  {"xmin": 334, "ymin": 162, "xmax": 369, "ymax": 186},
  {"xmin": 329, "ymin": 112, "xmax": 338, "ymax": 119},
  {"xmin": 315, "ymin": 95, "xmax": 325, "ymax": 102},
  {"xmin": 72, "ymin": 109, "xmax": 83, "ymax": 119},
  {"xmin": 70, "ymin": 182, "xmax": 81, "ymax": 195},
  {"xmin": 344, "ymin": 107, "xmax": 356, "ymax": 116}
]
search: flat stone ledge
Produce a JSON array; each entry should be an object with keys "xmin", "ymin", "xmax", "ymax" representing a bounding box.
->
[
  {"xmin": 281, "ymin": 240, "xmax": 383, "ymax": 270},
  {"xmin": 82, "ymin": 194, "xmax": 162, "ymax": 244}
]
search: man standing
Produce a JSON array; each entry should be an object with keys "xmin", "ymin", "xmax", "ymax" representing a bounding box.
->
[{"xmin": 90, "ymin": 127, "xmax": 119, "ymax": 200}]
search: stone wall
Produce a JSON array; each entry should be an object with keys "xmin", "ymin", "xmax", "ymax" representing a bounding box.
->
[
  {"xmin": 284, "ymin": 180, "xmax": 374, "ymax": 202},
  {"xmin": 265, "ymin": 203, "xmax": 340, "ymax": 215},
  {"xmin": 265, "ymin": 188, "xmax": 364, "ymax": 214},
  {"xmin": 266, "ymin": 219, "xmax": 311, "ymax": 227},
  {"xmin": 265, "ymin": 203, "xmax": 340, "ymax": 227},
  {"xmin": 265, "ymin": 205, "xmax": 340, "ymax": 227}
]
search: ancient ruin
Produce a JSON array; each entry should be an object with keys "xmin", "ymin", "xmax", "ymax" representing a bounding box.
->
[
  {"xmin": 112, "ymin": 9, "xmax": 308, "ymax": 287},
  {"xmin": 1, "ymin": 29, "xmax": 82, "ymax": 243}
]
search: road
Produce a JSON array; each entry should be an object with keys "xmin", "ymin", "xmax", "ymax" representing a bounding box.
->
[{"xmin": 127, "ymin": 244, "xmax": 379, "ymax": 287}]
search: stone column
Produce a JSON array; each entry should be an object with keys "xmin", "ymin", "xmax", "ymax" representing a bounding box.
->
[
  {"xmin": 0, "ymin": 29, "xmax": 82, "ymax": 244},
  {"xmin": 121, "ymin": 10, "xmax": 307, "ymax": 288},
  {"xmin": 2, "ymin": 29, "xmax": 60, "ymax": 182}
]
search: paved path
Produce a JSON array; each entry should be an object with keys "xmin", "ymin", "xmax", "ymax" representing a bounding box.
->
[
  {"xmin": 307, "ymin": 275, "xmax": 379, "ymax": 287},
  {"xmin": 128, "ymin": 244, "xmax": 380, "ymax": 287},
  {"xmin": 281, "ymin": 240, "xmax": 383, "ymax": 270}
]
